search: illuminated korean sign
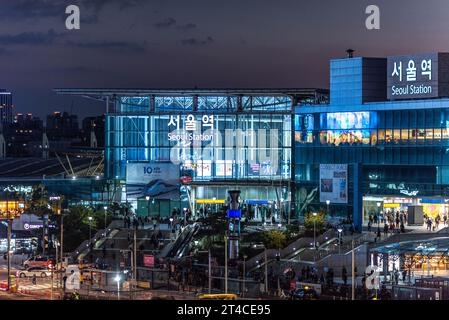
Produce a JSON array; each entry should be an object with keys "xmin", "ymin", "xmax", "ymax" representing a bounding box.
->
[
  {"xmin": 387, "ymin": 53, "xmax": 449, "ymax": 100},
  {"xmin": 167, "ymin": 114, "xmax": 215, "ymax": 146}
]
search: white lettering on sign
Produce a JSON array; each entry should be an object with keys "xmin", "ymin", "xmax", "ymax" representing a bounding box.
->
[
  {"xmin": 421, "ymin": 59, "xmax": 432, "ymax": 80},
  {"xmin": 406, "ymin": 60, "xmax": 417, "ymax": 82},
  {"xmin": 391, "ymin": 84, "xmax": 432, "ymax": 96},
  {"xmin": 392, "ymin": 61, "xmax": 402, "ymax": 82},
  {"xmin": 168, "ymin": 115, "xmax": 180, "ymax": 130}
]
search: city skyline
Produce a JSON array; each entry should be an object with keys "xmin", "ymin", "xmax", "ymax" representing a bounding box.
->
[{"xmin": 2, "ymin": 0, "xmax": 449, "ymax": 117}]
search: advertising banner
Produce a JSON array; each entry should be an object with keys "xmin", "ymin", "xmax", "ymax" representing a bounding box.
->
[
  {"xmin": 319, "ymin": 164, "xmax": 347, "ymax": 204},
  {"xmin": 126, "ymin": 162, "xmax": 180, "ymax": 200}
]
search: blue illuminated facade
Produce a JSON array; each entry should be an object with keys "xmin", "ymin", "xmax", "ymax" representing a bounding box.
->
[
  {"xmin": 56, "ymin": 88, "xmax": 328, "ymax": 218},
  {"xmin": 295, "ymin": 56, "xmax": 449, "ymax": 230}
]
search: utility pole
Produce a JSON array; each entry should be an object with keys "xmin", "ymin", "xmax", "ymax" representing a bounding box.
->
[
  {"xmin": 351, "ymin": 239, "xmax": 355, "ymax": 300},
  {"xmin": 6, "ymin": 215, "xmax": 11, "ymax": 292},
  {"xmin": 208, "ymin": 249, "xmax": 211, "ymax": 294},
  {"xmin": 60, "ymin": 213, "xmax": 64, "ymax": 266},
  {"xmin": 224, "ymin": 235, "xmax": 228, "ymax": 294},
  {"xmin": 264, "ymin": 248, "xmax": 268, "ymax": 293},
  {"xmin": 243, "ymin": 255, "xmax": 247, "ymax": 298},
  {"xmin": 133, "ymin": 226, "xmax": 137, "ymax": 296}
]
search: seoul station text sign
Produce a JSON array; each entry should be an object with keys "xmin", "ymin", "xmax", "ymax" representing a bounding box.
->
[{"xmin": 387, "ymin": 53, "xmax": 449, "ymax": 100}]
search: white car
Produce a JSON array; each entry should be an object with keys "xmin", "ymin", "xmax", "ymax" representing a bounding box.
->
[{"xmin": 16, "ymin": 267, "xmax": 52, "ymax": 278}]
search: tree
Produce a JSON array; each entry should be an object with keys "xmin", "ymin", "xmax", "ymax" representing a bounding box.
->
[
  {"xmin": 304, "ymin": 210, "xmax": 327, "ymax": 236},
  {"xmin": 263, "ymin": 230, "xmax": 287, "ymax": 249},
  {"xmin": 26, "ymin": 184, "xmax": 52, "ymax": 217},
  {"xmin": 55, "ymin": 205, "xmax": 97, "ymax": 253}
]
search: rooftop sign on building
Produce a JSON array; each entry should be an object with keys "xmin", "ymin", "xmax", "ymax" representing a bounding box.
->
[{"xmin": 387, "ymin": 53, "xmax": 449, "ymax": 100}]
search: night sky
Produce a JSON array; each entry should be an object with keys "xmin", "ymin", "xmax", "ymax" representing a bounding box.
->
[{"xmin": 2, "ymin": 0, "xmax": 449, "ymax": 119}]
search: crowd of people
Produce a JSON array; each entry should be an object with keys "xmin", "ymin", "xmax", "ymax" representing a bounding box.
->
[
  {"xmin": 367, "ymin": 210, "xmax": 407, "ymax": 236},
  {"xmin": 424, "ymin": 213, "xmax": 447, "ymax": 231},
  {"xmin": 367, "ymin": 208, "xmax": 449, "ymax": 235}
]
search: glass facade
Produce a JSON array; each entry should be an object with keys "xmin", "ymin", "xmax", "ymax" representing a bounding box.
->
[
  {"xmin": 104, "ymin": 91, "xmax": 318, "ymax": 218},
  {"xmin": 295, "ymin": 56, "xmax": 449, "ymax": 228}
]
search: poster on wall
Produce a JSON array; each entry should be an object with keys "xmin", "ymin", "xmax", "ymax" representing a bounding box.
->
[
  {"xmin": 126, "ymin": 162, "xmax": 180, "ymax": 200},
  {"xmin": 319, "ymin": 164, "xmax": 347, "ymax": 204}
]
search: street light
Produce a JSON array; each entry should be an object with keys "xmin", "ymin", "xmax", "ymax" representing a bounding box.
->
[
  {"xmin": 114, "ymin": 275, "xmax": 121, "ymax": 300},
  {"xmin": 88, "ymin": 216, "xmax": 93, "ymax": 263},
  {"xmin": 242, "ymin": 254, "xmax": 248, "ymax": 298},
  {"xmin": 313, "ymin": 212, "xmax": 317, "ymax": 250},
  {"xmin": 103, "ymin": 206, "xmax": 108, "ymax": 237},
  {"xmin": 377, "ymin": 202, "xmax": 382, "ymax": 237},
  {"xmin": 145, "ymin": 196, "xmax": 150, "ymax": 220},
  {"xmin": 337, "ymin": 228, "xmax": 343, "ymax": 254},
  {"xmin": 326, "ymin": 200, "xmax": 330, "ymax": 216}
]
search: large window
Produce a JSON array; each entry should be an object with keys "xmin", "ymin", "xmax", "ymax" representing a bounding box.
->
[{"xmin": 107, "ymin": 101, "xmax": 292, "ymax": 181}]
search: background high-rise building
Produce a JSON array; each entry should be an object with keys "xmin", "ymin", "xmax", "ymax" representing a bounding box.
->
[{"xmin": 0, "ymin": 90, "xmax": 13, "ymax": 124}]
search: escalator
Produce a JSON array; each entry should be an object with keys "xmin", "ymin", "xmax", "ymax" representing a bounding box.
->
[{"xmin": 158, "ymin": 223, "xmax": 200, "ymax": 260}]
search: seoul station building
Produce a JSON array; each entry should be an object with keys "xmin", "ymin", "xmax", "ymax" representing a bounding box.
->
[
  {"xmin": 55, "ymin": 88, "xmax": 328, "ymax": 221},
  {"xmin": 295, "ymin": 52, "xmax": 449, "ymax": 230},
  {"xmin": 56, "ymin": 52, "xmax": 449, "ymax": 228}
]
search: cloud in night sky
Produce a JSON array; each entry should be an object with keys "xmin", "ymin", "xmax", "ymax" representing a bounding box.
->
[
  {"xmin": 176, "ymin": 23, "xmax": 197, "ymax": 31},
  {"xmin": 66, "ymin": 40, "xmax": 148, "ymax": 53},
  {"xmin": 153, "ymin": 17, "xmax": 177, "ymax": 28},
  {"xmin": 1, "ymin": 0, "xmax": 449, "ymax": 119},
  {"xmin": 181, "ymin": 36, "xmax": 215, "ymax": 46},
  {"xmin": 0, "ymin": 29, "xmax": 62, "ymax": 46}
]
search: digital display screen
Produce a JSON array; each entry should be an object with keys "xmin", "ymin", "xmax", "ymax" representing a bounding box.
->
[
  {"xmin": 319, "ymin": 112, "xmax": 377, "ymax": 146},
  {"xmin": 320, "ymin": 112, "xmax": 376, "ymax": 130}
]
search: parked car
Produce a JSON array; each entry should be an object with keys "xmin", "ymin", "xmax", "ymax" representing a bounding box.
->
[
  {"xmin": 289, "ymin": 287, "xmax": 318, "ymax": 300},
  {"xmin": 16, "ymin": 267, "xmax": 52, "ymax": 278},
  {"xmin": 23, "ymin": 256, "xmax": 53, "ymax": 269}
]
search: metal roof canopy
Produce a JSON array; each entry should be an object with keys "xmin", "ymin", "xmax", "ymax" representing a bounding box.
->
[
  {"xmin": 371, "ymin": 236, "xmax": 449, "ymax": 256},
  {"xmin": 53, "ymin": 88, "xmax": 329, "ymax": 102}
]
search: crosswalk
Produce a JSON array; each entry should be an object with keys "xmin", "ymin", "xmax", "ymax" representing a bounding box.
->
[{"xmin": 16, "ymin": 279, "xmax": 58, "ymax": 294}]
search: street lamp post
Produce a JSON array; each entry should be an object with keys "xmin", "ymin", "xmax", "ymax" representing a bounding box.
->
[
  {"xmin": 337, "ymin": 228, "xmax": 343, "ymax": 255},
  {"xmin": 145, "ymin": 196, "xmax": 150, "ymax": 220},
  {"xmin": 208, "ymin": 249, "xmax": 212, "ymax": 294},
  {"xmin": 169, "ymin": 217, "xmax": 174, "ymax": 241},
  {"xmin": 6, "ymin": 212, "xmax": 11, "ymax": 292},
  {"xmin": 313, "ymin": 212, "xmax": 317, "ymax": 250},
  {"xmin": 376, "ymin": 202, "xmax": 382, "ymax": 236},
  {"xmin": 264, "ymin": 247, "xmax": 268, "ymax": 293},
  {"xmin": 88, "ymin": 216, "xmax": 93, "ymax": 263},
  {"xmin": 224, "ymin": 234, "xmax": 228, "ymax": 294},
  {"xmin": 103, "ymin": 206, "xmax": 108, "ymax": 237},
  {"xmin": 242, "ymin": 254, "xmax": 247, "ymax": 298},
  {"xmin": 326, "ymin": 200, "xmax": 330, "ymax": 217}
]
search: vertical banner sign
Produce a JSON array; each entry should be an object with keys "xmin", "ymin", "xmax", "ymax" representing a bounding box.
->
[{"xmin": 320, "ymin": 164, "xmax": 348, "ymax": 204}]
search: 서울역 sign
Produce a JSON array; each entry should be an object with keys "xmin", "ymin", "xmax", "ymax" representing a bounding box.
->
[
  {"xmin": 167, "ymin": 114, "xmax": 215, "ymax": 146},
  {"xmin": 387, "ymin": 53, "xmax": 449, "ymax": 100}
]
